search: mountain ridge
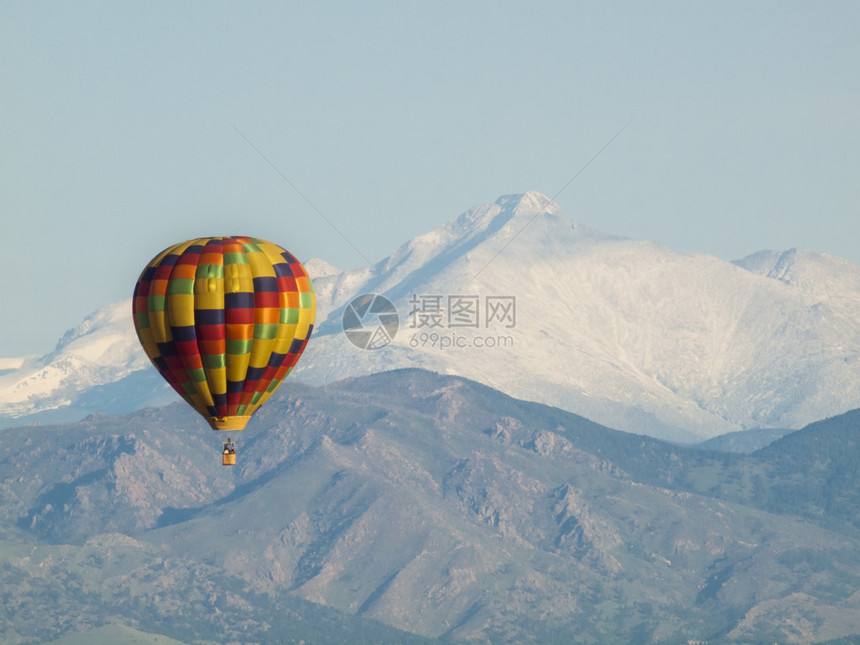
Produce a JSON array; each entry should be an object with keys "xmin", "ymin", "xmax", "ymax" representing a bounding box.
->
[
  {"xmin": 300, "ymin": 194, "xmax": 860, "ymax": 438},
  {"xmin": 2, "ymin": 192, "xmax": 859, "ymax": 440},
  {"xmin": 3, "ymin": 368, "xmax": 860, "ymax": 643}
]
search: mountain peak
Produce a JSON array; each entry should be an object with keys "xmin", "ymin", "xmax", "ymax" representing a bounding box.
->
[
  {"xmin": 734, "ymin": 248, "xmax": 860, "ymax": 306},
  {"xmin": 372, "ymin": 192, "xmax": 572, "ymax": 292},
  {"xmin": 495, "ymin": 191, "xmax": 560, "ymax": 218},
  {"xmin": 53, "ymin": 300, "xmax": 132, "ymax": 354},
  {"xmin": 304, "ymin": 257, "xmax": 340, "ymax": 280},
  {"xmin": 4, "ymin": 193, "xmax": 860, "ymax": 441}
]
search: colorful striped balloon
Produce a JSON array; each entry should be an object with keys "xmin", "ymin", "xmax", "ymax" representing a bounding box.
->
[{"xmin": 132, "ymin": 236, "xmax": 315, "ymax": 431}]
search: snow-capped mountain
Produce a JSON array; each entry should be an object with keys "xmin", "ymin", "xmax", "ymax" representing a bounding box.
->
[
  {"xmin": 0, "ymin": 301, "xmax": 140, "ymax": 412},
  {"xmin": 0, "ymin": 301, "xmax": 174, "ymax": 428},
  {"xmin": 297, "ymin": 192, "xmax": 860, "ymax": 439},
  {"xmin": 2, "ymin": 192, "xmax": 859, "ymax": 439}
]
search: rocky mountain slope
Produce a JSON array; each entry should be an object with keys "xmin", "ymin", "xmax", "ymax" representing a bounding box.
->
[{"xmin": 3, "ymin": 369, "xmax": 860, "ymax": 644}]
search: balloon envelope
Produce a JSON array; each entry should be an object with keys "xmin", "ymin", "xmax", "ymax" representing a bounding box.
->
[{"xmin": 132, "ymin": 236, "xmax": 315, "ymax": 430}]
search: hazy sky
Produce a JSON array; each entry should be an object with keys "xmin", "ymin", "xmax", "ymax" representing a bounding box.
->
[{"xmin": 2, "ymin": 1, "xmax": 858, "ymax": 357}]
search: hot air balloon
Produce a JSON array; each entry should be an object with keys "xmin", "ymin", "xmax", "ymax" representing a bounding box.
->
[{"xmin": 132, "ymin": 236, "xmax": 315, "ymax": 464}]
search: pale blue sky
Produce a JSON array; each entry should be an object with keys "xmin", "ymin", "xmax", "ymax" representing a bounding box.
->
[{"xmin": 2, "ymin": 1, "xmax": 858, "ymax": 356}]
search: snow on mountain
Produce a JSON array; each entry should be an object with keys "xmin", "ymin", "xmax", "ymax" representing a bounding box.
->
[
  {"xmin": 2, "ymin": 192, "xmax": 859, "ymax": 439},
  {"xmin": 0, "ymin": 357, "xmax": 27, "ymax": 372},
  {"xmin": 734, "ymin": 248, "xmax": 860, "ymax": 314},
  {"xmin": 302, "ymin": 257, "xmax": 340, "ymax": 279},
  {"xmin": 0, "ymin": 301, "xmax": 154, "ymax": 421},
  {"xmin": 297, "ymin": 192, "xmax": 860, "ymax": 439}
]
